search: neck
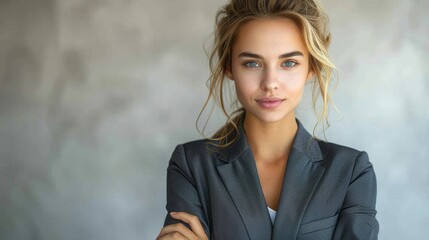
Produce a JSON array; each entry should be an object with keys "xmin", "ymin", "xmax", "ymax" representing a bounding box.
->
[{"xmin": 243, "ymin": 112, "xmax": 298, "ymax": 165}]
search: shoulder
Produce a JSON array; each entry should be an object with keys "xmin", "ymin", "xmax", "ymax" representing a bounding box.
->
[
  {"xmin": 315, "ymin": 139, "xmax": 374, "ymax": 180},
  {"xmin": 172, "ymin": 138, "xmax": 220, "ymax": 159},
  {"xmin": 317, "ymin": 140, "xmax": 363, "ymax": 159},
  {"xmin": 168, "ymin": 138, "xmax": 221, "ymax": 170},
  {"xmin": 296, "ymin": 118, "xmax": 372, "ymax": 172}
]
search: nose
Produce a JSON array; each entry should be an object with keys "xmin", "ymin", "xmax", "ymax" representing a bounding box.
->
[{"xmin": 260, "ymin": 66, "xmax": 279, "ymax": 91}]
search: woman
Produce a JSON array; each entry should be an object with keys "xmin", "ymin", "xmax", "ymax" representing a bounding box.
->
[{"xmin": 157, "ymin": 0, "xmax": 379, "ymax": 239}]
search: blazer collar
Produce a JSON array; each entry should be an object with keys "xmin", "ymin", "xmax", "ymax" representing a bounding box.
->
[
  {"xmin": 216, "ymin": 118, "xmax": 326, "ymax": 239},
  {"xmin": 217, "ymin": 118, "xmax": 323, "ymax": 163}
]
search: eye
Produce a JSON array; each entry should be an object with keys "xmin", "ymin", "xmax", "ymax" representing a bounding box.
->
[
  {"xmin": 281, "ymin": 60, "xmax": 298, "ymax": 68},
  {"xmin": 243, "ymin": 61, "xmax": 261, "ymax": 68}
]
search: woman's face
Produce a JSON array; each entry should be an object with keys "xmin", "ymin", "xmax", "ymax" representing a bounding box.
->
[{"xmin": 226, "ymin": 18, "xmax": 312, "ymax": 124}]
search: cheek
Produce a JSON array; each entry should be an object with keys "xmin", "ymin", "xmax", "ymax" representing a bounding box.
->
[
  {"xmin": 233, "ymin": 64, "xmax": 262, "ymax": 82},
  {"xmin": 279, "ymin": 70, "xmax": 307, "ymax": 89},
  {"xmin": 234, "ymin": 81, "xmax": 254, "ymax": 100},
  {"xmin": 232, "ymin": 71, "xmax": 262, "ymax": 94}
]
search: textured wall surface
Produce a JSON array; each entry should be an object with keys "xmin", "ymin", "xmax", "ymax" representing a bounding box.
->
[{"xmin": 0, "ymin": 0, "xmax": 428, "ymax": 239}]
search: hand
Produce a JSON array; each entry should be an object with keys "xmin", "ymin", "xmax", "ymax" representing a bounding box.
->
[{"xmin": 156, "ymin": 212, "xmax": 208, "ymax": 240}]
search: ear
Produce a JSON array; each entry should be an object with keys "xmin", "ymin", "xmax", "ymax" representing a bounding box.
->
[
  {"xmin": 306, "ymin": 70, "xmax": 314, "ymax": 81},
  {"xmin": 225, "ymin": 66, "xmax": 234, "ymax": 81}
]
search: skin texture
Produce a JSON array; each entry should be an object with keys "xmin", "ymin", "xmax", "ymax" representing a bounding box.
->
[
  {"xmin": 157, "ymin": 17, "xmax": 313, "ymax": 239},
  {"xmin": 227, "ymin": 18, "xmax": 312, "ymax": 129},
  {"xmin": 226, "ymin": 18, "xmax": 313, "ymax": 210}
]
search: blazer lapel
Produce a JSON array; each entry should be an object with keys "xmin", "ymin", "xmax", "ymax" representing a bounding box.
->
[
  {"xmin": 272, "ymin": 119, "xmax": 325, "ymax": 239},
  {"xmin": 216, "ymin": 118, "xmax": 325, "ymax": 240},
  {"xmin": 216, "ymin": 121, "xmax": 272, "ymax": 240}
]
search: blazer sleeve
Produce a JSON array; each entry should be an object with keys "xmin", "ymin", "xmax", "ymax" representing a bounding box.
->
[
  {"xmin": 333, "ymin": 151, "xmax": 379, "ymax": 239},
  {"xmin": 162, "ymin": 144, "xmax": 209, "ymax": 236}
]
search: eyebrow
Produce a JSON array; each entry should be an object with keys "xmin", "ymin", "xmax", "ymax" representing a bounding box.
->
[{"xmin": 238, "ymin": 51, "xmax": 304, "ymax": 59}]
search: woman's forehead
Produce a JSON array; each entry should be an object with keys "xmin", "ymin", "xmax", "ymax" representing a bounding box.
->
[{"xmin": 232, "ymin": 18, "xmax": 307, "ymax": 57}]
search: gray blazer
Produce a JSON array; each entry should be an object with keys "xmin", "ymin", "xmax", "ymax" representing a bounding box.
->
[{"xmin": 163, "ymin": 118, "xmax": 379, "ymax": 239}]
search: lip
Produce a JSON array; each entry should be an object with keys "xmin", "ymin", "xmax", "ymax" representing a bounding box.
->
[
  {"xmin": 256, "ymin": 97, "xmax": 285, "ymax": 109},
  {"xmin": 256, "ymin": 97, "xmax": 285, "ymax": 102}
]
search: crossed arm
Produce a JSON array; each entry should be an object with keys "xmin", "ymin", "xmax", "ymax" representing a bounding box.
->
[
  {"xmin": 156, "ymin": 212, "xmax": 208, "ymax": 240},
  {"xmin": 157, "ymin": 145, "xmax": 379, "ymax": 239}
]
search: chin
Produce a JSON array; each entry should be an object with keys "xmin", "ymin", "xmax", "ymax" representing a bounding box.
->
[{"xmin": 250, "ymin": 111, "xmax": 291, "ymax": 124}]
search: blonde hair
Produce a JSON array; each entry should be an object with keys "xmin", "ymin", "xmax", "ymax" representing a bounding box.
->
[{"xmin": 196, "ymin": 0, "xmax": 337, "ymax": 148}]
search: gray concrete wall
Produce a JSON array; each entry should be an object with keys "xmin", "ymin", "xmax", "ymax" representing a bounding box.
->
[{"xmin": 0, "ymin": 0, "xmax": 427, "ymax": 239}]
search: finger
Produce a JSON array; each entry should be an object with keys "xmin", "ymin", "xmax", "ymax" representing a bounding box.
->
[
  {"xmin": 157, "ymin": 223, "xmax": 196, "ymax": 240},
  {"xmin": 170, "ymin": 212, "xmax": 208, "ymax": 240},
  {"xmin": 156, "ymin": 231, "xmax": 189, "ymax": 240}
]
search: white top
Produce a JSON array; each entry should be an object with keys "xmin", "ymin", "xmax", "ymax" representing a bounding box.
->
[{"xmin": 267, "ymin": 206, "xmax": 277, "ymax": 224}]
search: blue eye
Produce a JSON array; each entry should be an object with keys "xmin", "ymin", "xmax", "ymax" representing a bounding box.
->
[
  {"xmin": 282, "ymin": 61, "xmax": 297, "ymax": 68},
  {"xmin": 244, "ymin": 61, "xmax": 260, "ymax": 68}
]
